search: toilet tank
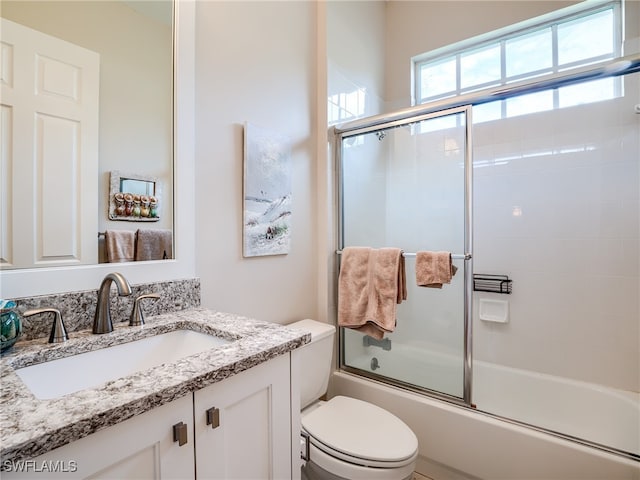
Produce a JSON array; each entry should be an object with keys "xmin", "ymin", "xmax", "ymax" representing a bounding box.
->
[{"xmin": 287, "ymin": 319, "xmax": 336, "ymax": 409}]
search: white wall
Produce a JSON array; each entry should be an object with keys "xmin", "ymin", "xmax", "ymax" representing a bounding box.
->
[
  {"xmin": 194, "ymin": 1, "xmax": 319, "ymax": 324},
  {"xmin": 327, "ymin": 1, "xmax": 387, "ymax": 117}
]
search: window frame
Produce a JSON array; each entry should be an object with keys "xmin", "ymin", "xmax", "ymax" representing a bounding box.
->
[{"xmin": 412, "ymin": 0, "xmax": 623, "ymax": 111}]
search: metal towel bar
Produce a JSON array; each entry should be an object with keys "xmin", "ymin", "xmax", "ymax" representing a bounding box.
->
[{"xmin": 336, "ymin": 250, "xmax": 471, "ymax": 260}]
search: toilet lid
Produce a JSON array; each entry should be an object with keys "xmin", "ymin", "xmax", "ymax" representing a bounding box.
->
[{"xmin": 302, "ymin": 396, "xmax": 418, "ymax": 464}]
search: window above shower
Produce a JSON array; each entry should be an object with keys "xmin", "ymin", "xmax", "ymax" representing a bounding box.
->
[
  {"xmin": 412, "ymin": 0, "xmax": 623, "ymax": 123},
  {"xmin": 328, "ymin": 87, "xmax": 366, "ymax": 125}
]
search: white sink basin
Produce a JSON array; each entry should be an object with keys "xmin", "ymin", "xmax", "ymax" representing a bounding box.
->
[{"xmin": 15, "ymin": 330, "xmax": 229, "ymax": 400}]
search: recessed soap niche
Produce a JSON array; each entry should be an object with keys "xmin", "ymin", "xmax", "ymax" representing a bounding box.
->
[{"xmin": 479, "ymin": 298, "xmax": 509, "ymax": 323}]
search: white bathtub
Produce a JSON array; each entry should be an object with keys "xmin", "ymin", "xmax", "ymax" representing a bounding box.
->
[{"xmin": 331, "ymin": 345, "xmax": 640, "ymax": 479}]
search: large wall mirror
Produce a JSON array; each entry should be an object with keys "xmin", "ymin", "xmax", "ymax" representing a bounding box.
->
[
  {"xmin": 0, "ymin": 0, "xmax": 194, "ymax": 300},
  {"xmin": 1, "ymin": 0, "xmax": 174, "ymax": 270}
]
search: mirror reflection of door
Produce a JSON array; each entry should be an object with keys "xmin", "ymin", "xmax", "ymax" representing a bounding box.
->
[{"xmin": 0, "ymin": 19, "xmax": 99, "ymax": 269}]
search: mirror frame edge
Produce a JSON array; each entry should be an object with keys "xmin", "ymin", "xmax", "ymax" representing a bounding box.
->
[{"xmin": 0, "ymin": 0, "xmax": 196, "ymax": 298}]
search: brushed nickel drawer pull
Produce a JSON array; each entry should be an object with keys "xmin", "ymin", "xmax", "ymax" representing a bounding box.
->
[
  {"xmin": 206, "ymin": 407, "xmax": 220, "ymax": 429},
  {"xmin": 173, "ymin": 422, "xmax": 188, "ymax": 446}
]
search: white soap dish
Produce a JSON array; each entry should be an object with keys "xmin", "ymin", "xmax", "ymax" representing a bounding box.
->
[{"xmin": 479, "ymin": 298, "xmax": 509, "ymax": 323}]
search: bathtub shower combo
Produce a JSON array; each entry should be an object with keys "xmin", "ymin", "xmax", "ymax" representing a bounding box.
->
[{"xmin": 332, "ymin": 55, "xmax": 640, "ymax": 473}]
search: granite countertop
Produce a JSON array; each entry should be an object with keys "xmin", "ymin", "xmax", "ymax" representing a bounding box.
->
[{"xmin": 0, "ymin": 308, "xmax": 310, "ymax": 466}]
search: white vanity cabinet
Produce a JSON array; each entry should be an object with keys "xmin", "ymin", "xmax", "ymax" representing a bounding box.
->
[
  {"xmin": 194, "ymin": 352, "xmax": 292, "ymax": 479},
  {"xmin": 4, "ymin": 353, "xmax": 297, "ymax": 479},
  {"xmin": 2, "ymin": 393, "xmax": 195, "ymax": 479}
]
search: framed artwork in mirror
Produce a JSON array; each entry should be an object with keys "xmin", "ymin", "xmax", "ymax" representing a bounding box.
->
[{"xmin": 108, "ymin": 170, "xmax": 161, "ymax": 221}]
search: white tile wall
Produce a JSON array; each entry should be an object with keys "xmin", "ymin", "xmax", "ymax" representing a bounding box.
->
[{"xmin": 473, "ymin": 75, "xmax": 640, "ymax": 392}]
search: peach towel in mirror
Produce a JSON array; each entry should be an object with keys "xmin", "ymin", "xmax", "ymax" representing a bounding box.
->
[
  {"xmin": 105, "ymin": 230, "xmax": 135, "ymax": 263},
  {"xmin": 135, "ymin": 229, "xmax": 173, "ymax": 261}
]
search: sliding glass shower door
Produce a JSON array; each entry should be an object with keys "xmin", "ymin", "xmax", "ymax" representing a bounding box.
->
[{"xmin": 338, "ymin": 107, "xmax": 472, "ymax": 402}]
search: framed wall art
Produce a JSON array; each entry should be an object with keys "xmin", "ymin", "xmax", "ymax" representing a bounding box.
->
[{"xmin": 243, "ymin": 123, "xmax": 292, "ymax": 257}]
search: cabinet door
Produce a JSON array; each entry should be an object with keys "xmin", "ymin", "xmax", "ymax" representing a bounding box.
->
[
  {"xmin": 194, "ymin": 353, "xmax": 292, "ymax": 480},
  {"xmin": 2, "ymin": 394, "xmax": 194, "ymax": 479}
]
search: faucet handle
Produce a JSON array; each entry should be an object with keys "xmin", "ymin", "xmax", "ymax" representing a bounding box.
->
[
  {"xmin": 23, "ymin": 308, "xmax": 69, "ymax": 343},
  {"xmin": 129, "ymin": 293, "xmax": 160, "ymax": 327}
]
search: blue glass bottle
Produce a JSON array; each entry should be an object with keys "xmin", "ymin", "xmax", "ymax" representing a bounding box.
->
[{"xmin": 1, "ymin": 300, "xmax": 23, "ymax": 352}]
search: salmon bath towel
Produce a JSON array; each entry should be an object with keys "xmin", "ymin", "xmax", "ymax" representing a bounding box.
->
[
  {"xmin": 338, "ymin": 247, "xmax": 406, "ymax": 340},
  {"xmin": 415, "ymin": 251, "xmax": 457, "ymax": 288}
]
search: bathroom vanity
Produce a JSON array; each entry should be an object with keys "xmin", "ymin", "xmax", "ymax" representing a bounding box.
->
[{"xmin": 0, "ymin": 308, "xmax": 309, "ymax": 479}]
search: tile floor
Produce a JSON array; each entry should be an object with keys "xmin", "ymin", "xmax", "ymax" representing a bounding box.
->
[{"xmin": 413, "ymin": 473, "xmax": 433, "ymax": 480}]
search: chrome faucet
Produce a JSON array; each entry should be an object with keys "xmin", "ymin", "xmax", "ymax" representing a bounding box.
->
[{"xmin": 93, "ymin": 272, "xmax": 132, "ymax": 334}]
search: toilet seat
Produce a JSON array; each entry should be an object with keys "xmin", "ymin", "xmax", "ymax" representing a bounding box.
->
[
  {"xmin": 302, "ymin": 396, "xmax": 418, "ymax": 469},
  {"xmin": 306, "ymin": 442, "xmax": 416, "ymax": 480}
]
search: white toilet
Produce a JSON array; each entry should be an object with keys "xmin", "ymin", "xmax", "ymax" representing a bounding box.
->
[{"xmin": 288, "ymin": 319, "xmax": 418, "ymax": 480}]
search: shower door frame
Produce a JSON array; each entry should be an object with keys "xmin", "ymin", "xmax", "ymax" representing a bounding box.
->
[{"xmin": 335, "ymin": 105, "xmax": 475, "ymax": 407}]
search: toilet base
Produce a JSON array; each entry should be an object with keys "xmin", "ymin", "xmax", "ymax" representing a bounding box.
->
[
  {"xmin": 301, "ymin": 460, "xmax": 413, "ymax": 480},
  {"xmin": 301, "ymin": 460, "xmax": 343, "ymax": 480}
]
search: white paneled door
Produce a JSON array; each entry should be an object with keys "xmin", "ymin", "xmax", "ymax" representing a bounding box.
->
[{"xmin": 0, "ymin": 18, "xmax": 99, "ymax": 269}]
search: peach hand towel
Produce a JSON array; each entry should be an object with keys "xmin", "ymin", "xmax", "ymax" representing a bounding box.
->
[
  {"xmin": 338, "ymin": 247, "xmax": 406, "ymax": 340},
  {"xmin": 105, "ymin": 230, "xmax": 135, "ymax": 263},
  {"xmin": 415, "ymin": 251, "xmax": 457, "ymax": 288},
  {"xmin": 135, "ymin": 229, "xmax": 173, "ymax": 261}
]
